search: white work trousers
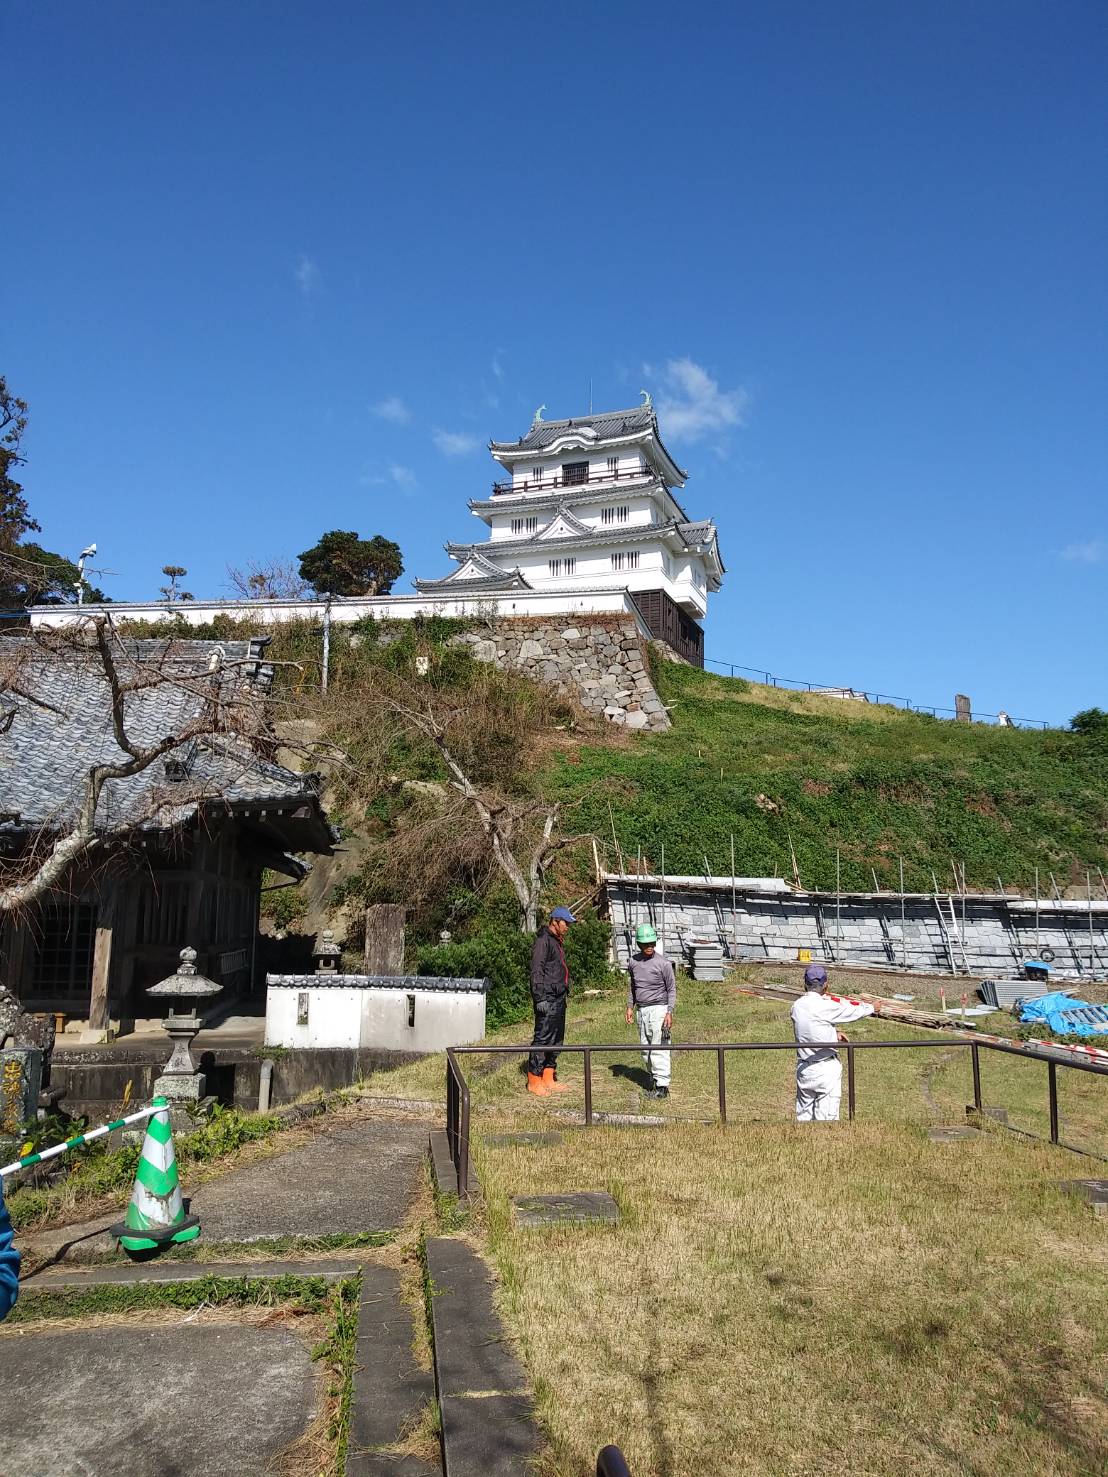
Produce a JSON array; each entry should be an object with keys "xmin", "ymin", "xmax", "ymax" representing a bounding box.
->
[
  {"xmin": 795, "ymin": 1059, "xmax": 842, "ymax": 1122},
  {"xmin": 637, "ymin": 1004, "xmax": 671, "ymax": 1087}
]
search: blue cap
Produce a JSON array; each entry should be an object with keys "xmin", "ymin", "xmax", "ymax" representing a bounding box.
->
[
  {"xmin": 550, "ymin": 906, "xmax": 576, "ymax": 924},
  {"xmin": 803, "ymin": 963, "xmax": 828, "ymax": 988}
]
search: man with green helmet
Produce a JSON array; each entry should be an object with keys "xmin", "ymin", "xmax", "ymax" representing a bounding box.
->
[{"xmin": 625, "ymin": 923, "xmax": 676, "ymax": 1098}]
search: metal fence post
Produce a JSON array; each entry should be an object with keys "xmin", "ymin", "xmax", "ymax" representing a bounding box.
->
[
  {"xmin": 971, "ymin": 1044, "xmax": 982, "ymax": 1113},
  {"xmin": 1048, "ymin": 1061, "xmax": 1059, "ymax": 1145},
  {"xmin": 847, "ymin": 1044, "xmax": 856, "ymax": 1121},
  {"xmin": 717, "ymin": 1048, "xmax": 727, "ymax": 1124},
  {"xmin": 584, "ymin": 1048, "xmax": 593, "ymax": 1127}
]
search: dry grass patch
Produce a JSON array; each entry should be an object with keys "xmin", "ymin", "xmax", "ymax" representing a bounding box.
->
[{"xmin": 479, "ymin": 1123, "xmax": 1108, "ymax": 1476}]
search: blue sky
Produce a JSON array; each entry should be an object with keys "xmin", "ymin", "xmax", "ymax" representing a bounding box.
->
[{"xmin": 6, "ymin": 0, "xmax": 1105, "ymax": 723}]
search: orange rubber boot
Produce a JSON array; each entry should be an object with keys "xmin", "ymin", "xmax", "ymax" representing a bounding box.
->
[
  {"xmin": 527, "ymin": 1072, "xmax": 549, "ymax": 1096},
  {"xmin": 542, "ymin": 1068, "xmax": 570, "ymax": 1093}
]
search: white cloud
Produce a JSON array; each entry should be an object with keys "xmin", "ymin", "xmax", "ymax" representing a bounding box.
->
[
  {"xmin": 432, "ymin": 428, "xmax": 481, "ymax": 457},
  {"xmin": 491, "ymin": 350, "xmax": 505, "ymax": 381},
  {"xmin": 295, "ymin": 254, "xmax": 320, "ymax": 296},
  {"xmin": 389, "ymin": 464, "xmax": 419, "ymax": 489},
  {"xmin": 1059, "ymin": 539, "xmax": 1105, "ymax": 564},
  {"xmin": 372, "ymin": 395, "xmax": 411, "ymax": 424},
  {"xmin": 646, "ymin": 357, "xmax": 750, "ymax": 441}
]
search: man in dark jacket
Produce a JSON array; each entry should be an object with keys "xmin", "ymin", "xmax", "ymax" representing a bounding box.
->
[{"xmin": 527, "ymin": 906, "xmax": 575, "ymax": 1096}]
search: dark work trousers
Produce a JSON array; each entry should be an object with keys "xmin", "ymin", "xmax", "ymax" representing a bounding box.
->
[{"xmin": 527, "ymin": 995, "xmax": 567, "ymax": 1076}]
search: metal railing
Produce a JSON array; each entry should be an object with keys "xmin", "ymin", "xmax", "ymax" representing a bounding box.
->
[
  {"xmin": 701, "ymin": 657, "xmax": 1054, "ymax": 729},
  {"xmin": 443, "ymin": 1037, "xmax": 1108, "ymax": 1197},
  {"xmin": 491, "ymin": 467, "xmax": 651, "ymax": 496},
  {"xmin": 597, "ymin": 1445, "xmax": 633, "ymax": 1476}
]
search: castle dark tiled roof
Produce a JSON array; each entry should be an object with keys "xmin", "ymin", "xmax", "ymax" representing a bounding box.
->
[
  {"xmin": 491, "ymin": 405, "xmax": 655, "ymax": 452},
  {"xmin": 0, "ymin": 635, "xmax": 331, "ymax": 844}
]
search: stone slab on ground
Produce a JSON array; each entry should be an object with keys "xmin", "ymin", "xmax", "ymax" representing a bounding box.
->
[
  {"xmin": 425, "ymin": 1238, "xmax": 528, "ymax": 1399},
  {"xmin": 512, "ymin": 1191, "xmax": 620, "ymax": 1227},
  {"xmin": 1058, "ymin": 1178, "xmax": 1108, "ymax": 1216},
  {"xmin": 0, "ymin": 1322, "xmax": 317, "ymax": 1477},
  {"xmin": 348, "ymin": 1457, "xmax": 440, "ymax": 1476},
  {"xmin": 191, "ymin": 1118, "xmax": 427, "ymax": 1241},
  {"xmin": 23, "ymin": 1256, "xmax": 365, "ymax": 1292},
  {"xmin": 429, "ymin": 1128, "xmax": 462, "ymax": 1199},
  {"xmin": 440, "ymin": 1394, "xmax": 540, "ymax": 1477},
  {"xmin": 928, "ymin": 1125, "xmax": 981, "ymax": 1143},
  {"xmin": 347, "ymin": 1264, "xmax": 434, "ymax": 1467}
]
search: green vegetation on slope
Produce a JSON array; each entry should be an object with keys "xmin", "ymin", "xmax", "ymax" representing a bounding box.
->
[{"xmin": 549, "ymin": 662, "xmax": 1108, "ymax": 893}]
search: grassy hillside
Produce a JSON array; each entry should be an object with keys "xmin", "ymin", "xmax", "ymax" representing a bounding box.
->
[
  {"xmin": 550, "ymin": 661, "xmax": 1108, "ymax": 894},
  {"xmin": 113, "ymin": 614, "xmax": 1108, "ymax": 951}
]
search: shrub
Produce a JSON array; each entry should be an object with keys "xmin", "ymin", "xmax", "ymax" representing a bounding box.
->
[{"xmin": 415, "ymin": 915, "xmax": 619, "ymax": 1030}]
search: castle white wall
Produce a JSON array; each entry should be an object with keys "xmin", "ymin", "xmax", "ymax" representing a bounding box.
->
[
  {"xmin": 27, "ymin": 587, "xmax": 657, "ymax": 633},
  {"xmin": 509, "ymin": 447, "xmax": 649, "ymax": 490},
  {"xmin": 488, "ymin": 492, "xmax": 656, "ymax": 542}
]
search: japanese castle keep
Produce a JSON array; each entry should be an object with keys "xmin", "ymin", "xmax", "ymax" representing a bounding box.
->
[
  {"xmin": 414, "ymin": 395, "xmax": 724, "ymax": 665},
  {"xmin": 27, "ymin": 396, "xmax": 724, "ymax": 669}
]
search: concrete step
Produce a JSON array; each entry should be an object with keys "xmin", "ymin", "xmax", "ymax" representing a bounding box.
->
[
  {"xmin": 22, "ymin": 1257, "xmax": 365, "ymax": 1292},
  {"xmin": 346, "ymin": 1264, "xmax": 438, "ymax": 1476},
  {"xmin": 425, "ymin": 1237, "xmax": 541, "ymax": 1476}
]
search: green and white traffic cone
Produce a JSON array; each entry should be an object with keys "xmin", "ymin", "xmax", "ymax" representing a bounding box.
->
[{"xmin": 110, "ymin": 1095, "xmax": 200, "ymax": 1255}]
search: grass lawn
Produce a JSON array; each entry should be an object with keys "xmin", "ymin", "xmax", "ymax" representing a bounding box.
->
[
  {"xmin": 361, "ymin": 970, "xmax": 1108, "ymax": 1474},
  {"xmin": 478, "ymin": 1121, "xmax": 1108, "ymax": 1477}
]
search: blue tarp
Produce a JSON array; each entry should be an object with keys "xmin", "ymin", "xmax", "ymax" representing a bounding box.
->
[{"xmin": 1018, "ymin": 991, "xmax": 1107, "ymax": 1035}]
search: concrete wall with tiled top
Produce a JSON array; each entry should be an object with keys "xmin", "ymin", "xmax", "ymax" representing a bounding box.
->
[{"xmin": 450, "ymin": 616, "xmax": 671, "ymax": 732}]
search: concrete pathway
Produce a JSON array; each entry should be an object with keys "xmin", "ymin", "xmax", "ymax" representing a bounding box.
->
[
  {"xmin": 21, "ymin": 1114, "xmax": 429, "ymax": 1267},
  {"xmin": 0, "ymin": 1323, "xmax": 317, "ymax": 1476},
  {"xmin": 189, "ymin": 1118, "xmax": 427, "ymax": 1242}
]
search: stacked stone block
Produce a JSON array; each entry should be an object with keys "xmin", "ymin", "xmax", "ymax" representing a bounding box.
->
[{"xmin": 452, "ymin": 618, "xmax": 670, "ymax": 732}]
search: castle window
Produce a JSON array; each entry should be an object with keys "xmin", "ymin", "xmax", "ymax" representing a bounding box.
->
[
  {"xmin": 611, "ymin": 550, "xmax": 639, "ymax": 573},
  {"xmin": 548, "ymin": 557, "xmax": 576, "ymax": 578},
  {"xmin": 562, "ymin": 461, "xmax": 588, "ymax": 486},
  {"xmin": 607, "ymin": 456, "xmax": 619, "ymax": 476},
  {"xmin": 510, "ymin": 516, "xmax": 537, "ymax": 535},
  {"xmin": 531, "ymin": 465, "xmax": 544, "ymax": 483},
  {"xmin": 601, "ymin": 504, "xmax": 630, "ymax": 526}
]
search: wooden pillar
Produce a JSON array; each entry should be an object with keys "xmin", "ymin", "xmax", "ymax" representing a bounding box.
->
[
  {"xmin": 364, "ymin": 905, "xmax": 406, "ymax": 975},
  {"xmin": 88, "ymin": 886, "xmax": 118, "ymax": 1031},
  {"xmin": 3, "ymin": 919, "xmax": 29, "ymax": 1003}
]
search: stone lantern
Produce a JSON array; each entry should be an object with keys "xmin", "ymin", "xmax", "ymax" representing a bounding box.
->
[
  {"xmin": 313, "ymin": 928, "xmax": 342, "ymax": 975},
  {"xmin": 146, "ymin": 946, "xmax": 223, "ymax": 1118}
]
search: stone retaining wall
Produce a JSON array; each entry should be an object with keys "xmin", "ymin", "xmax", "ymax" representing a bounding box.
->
[{"xmin": 451, "ymin": 616, "xmax": 670, "ymax": 731}]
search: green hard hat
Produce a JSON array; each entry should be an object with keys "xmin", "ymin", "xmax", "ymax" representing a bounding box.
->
[{"xmin": 635, "ymin": 924, "xmax": 658, "ymax": 945}]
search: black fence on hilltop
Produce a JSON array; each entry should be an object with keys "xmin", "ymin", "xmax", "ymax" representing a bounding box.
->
[{"xmin": 702, "ymin": 658, "xmax": 1054, "ymax": 729}]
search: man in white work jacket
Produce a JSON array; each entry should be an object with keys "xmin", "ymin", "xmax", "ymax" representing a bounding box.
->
[{"xmin": 790, "ymin": 963, "xmax": 874, "ymax": 1121}]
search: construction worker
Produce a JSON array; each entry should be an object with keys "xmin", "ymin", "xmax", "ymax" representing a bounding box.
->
[
  {"xmin": 527, "ymin": 906, "xmax": 575, "ymax": 1096},
  {"xmin": 626, "ymin": 924, "xmax": 676, "ymax": 1098},
  {"xmin": 790, "ymin": 963, "xmax": 874, "ymax": 1122},
  {"xmin": 0, "ymin": 1176, "xmax": 19, "ymax": 1320}
]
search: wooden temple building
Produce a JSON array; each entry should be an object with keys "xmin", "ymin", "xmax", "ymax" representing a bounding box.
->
[{"xmin": 0, "ymin": 634, "xmax": 333, "ymax": 1031}]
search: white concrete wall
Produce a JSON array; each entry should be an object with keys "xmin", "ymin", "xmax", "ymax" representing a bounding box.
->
[
  {"xmin": 264, "ymin": 981, "xmax": 486, "ymax": 1051},
  {"xmin": 28, "ymin": 587, "xmax": 654, "ymax": 633}
]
